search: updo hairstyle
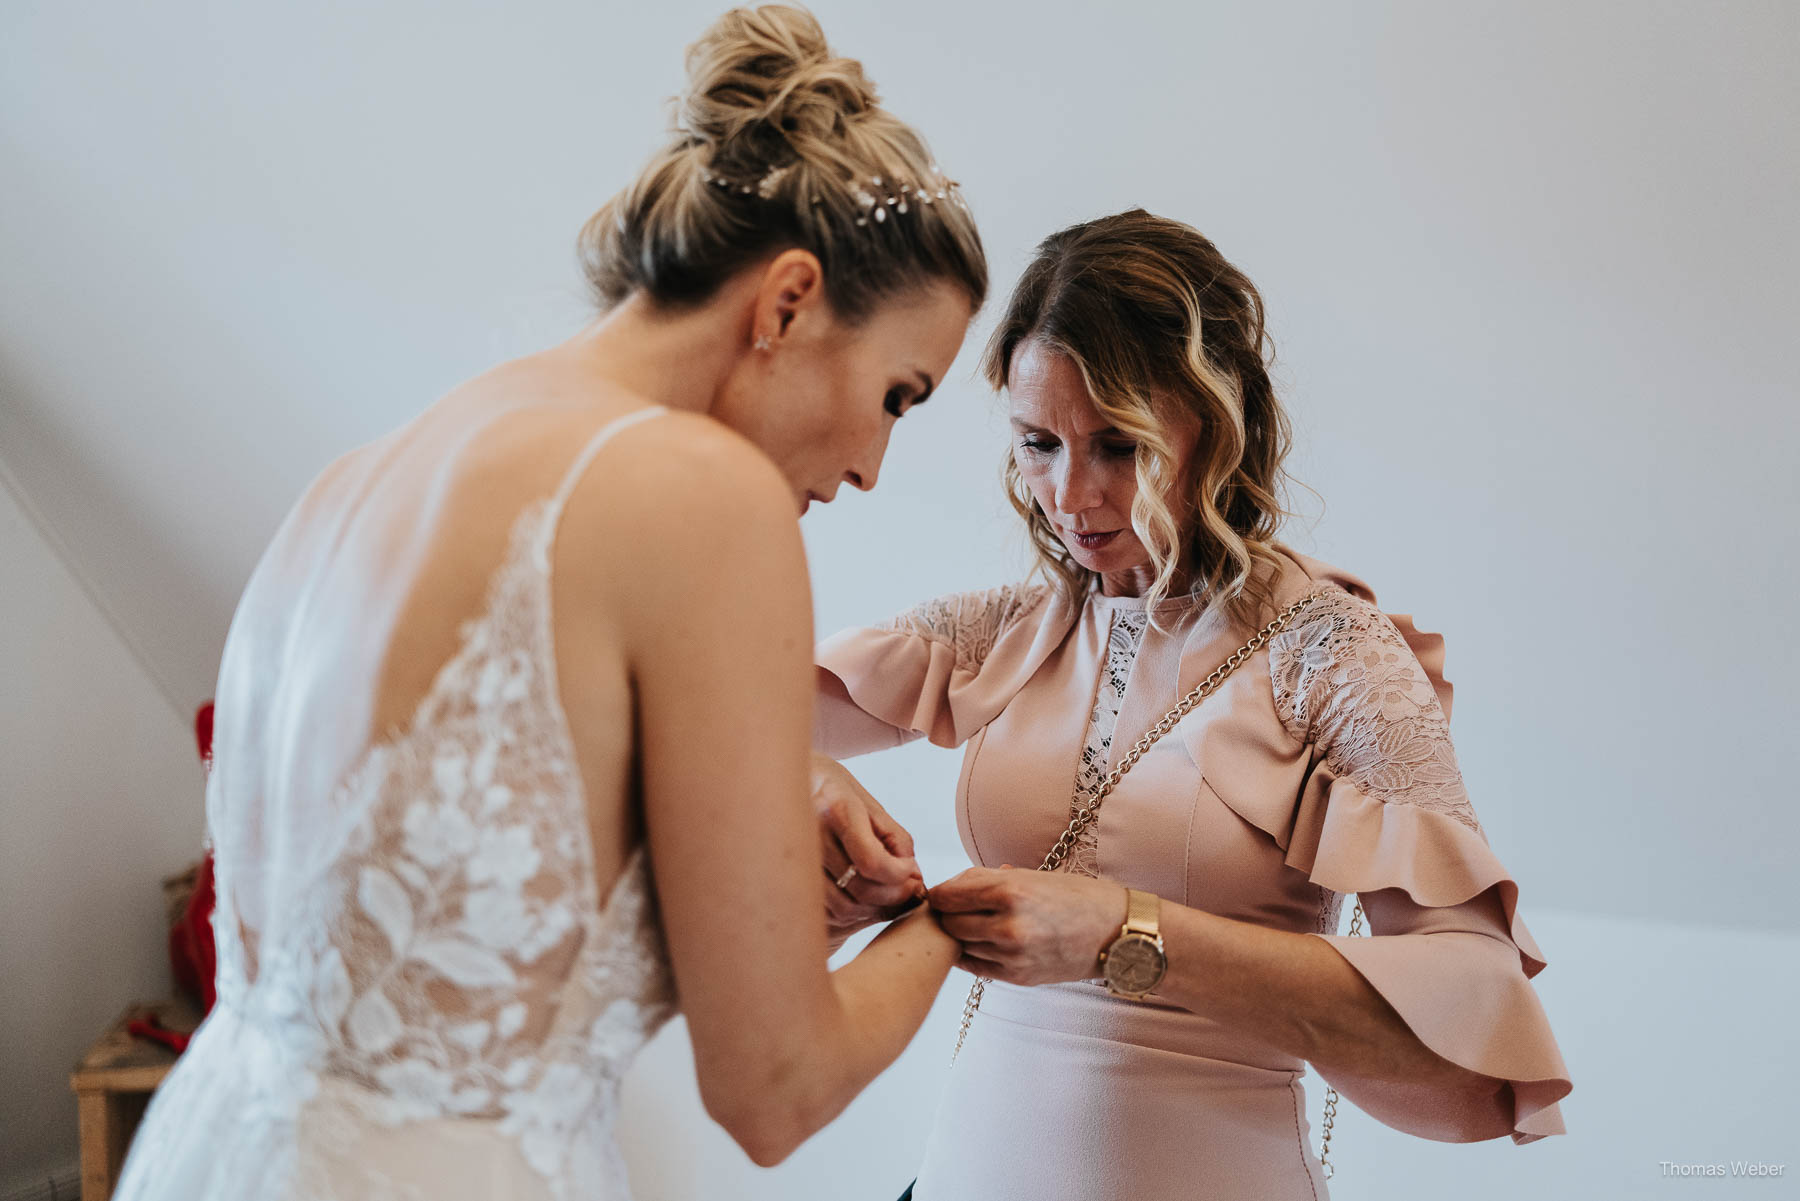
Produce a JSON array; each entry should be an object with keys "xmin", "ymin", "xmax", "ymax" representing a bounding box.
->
[{"xmin": 579, "ymin": 5, "xmax": 987, "ymax": 322}]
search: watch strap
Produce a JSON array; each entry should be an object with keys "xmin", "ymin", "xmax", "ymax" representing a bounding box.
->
[{"xmin": 1123, "ymin": 888, "xmax": 1160, "ymax": 938}]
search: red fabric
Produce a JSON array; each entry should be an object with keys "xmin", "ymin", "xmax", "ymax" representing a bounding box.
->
[
  {"xmin": 167, "ymin": 701, "xmax": 219, "ymax": 1017},
  {"xmin": 194, "ymin": 700, "xmax": 214, "ymax": 763},
  {"xmin": 169, "ymin": 852, "xmax": 217, "ymax": 1014},
  {"xmin": 127, "ymin": 1014, "xmax": 193, "ymax": 1055}
]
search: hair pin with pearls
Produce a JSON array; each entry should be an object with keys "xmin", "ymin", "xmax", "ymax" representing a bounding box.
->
[
  {"xmin": 702, "ymin": 160, "xmax": 968, "ymax": 226},
  {"xmin": 851, "ymin": 171, "xmax": 966, "ymax": 226}
]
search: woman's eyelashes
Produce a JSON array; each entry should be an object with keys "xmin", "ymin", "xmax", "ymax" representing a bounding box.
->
[
  {"xmin": 884, "ymin": 386, "xmax": 913, "ymax": 418},
  {"xmin": 1017, "ymin": 437, "xmax": 1138, "ymax": 459}
]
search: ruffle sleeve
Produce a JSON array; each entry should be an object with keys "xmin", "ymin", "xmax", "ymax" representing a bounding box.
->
[
  {"xmin": 814, "ymin": 582, "xmax": 1069, "ymax": 758},
  {"xmin": 1267, "ymin": 586, "xmax": 1571, "ymax": 1144}
]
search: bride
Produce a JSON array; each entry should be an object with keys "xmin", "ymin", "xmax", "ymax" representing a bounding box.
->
[{"xmin": 113, "ymin": 7, "xmax": 987, "ymax": 1198}]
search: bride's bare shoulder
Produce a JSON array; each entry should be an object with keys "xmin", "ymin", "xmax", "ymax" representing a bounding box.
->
[
  {"xmin": 553, "ymin": 406, "xmax": 805, "ymax": 626},
  {"xmin": 561, "ymin": 407, "xmax": 795, "ymax": 539},
  {"xmin": 446, "ymin": 355, "xmax": 786, "ymax": 509}
]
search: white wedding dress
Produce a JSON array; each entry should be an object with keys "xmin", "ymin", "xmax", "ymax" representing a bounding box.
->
[{"xmin": 116, "ymin": 407, "xmax": 678, "ymax": 1201}]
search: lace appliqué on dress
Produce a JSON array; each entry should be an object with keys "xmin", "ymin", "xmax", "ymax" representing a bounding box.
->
[
  {"xmin": 273, "ymin": 497, "xmax": 677, "ymax": 1193},
  {"xmin": 877, "ymin": 583, "xmax": 1047, "ymax": 675},
  {"xmin": 130, "ymin": 410, "xmax": 680, "ymax": 1201},
  {"xmin": 1065, "ymin": 610, "xmax": 1149, "ymax": 878},
  {"xmin": 1268, "ymin": 587, "xmax": 1483, "ymax": 834}
]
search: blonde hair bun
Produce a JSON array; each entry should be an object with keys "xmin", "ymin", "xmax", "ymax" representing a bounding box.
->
[
  {"xmin": 579, "ymin": 4, "xmax": 986, "ymax": 320},
  {"xmin": 679, "ymin": 6, "xmax": 877, "ymax": 153}
]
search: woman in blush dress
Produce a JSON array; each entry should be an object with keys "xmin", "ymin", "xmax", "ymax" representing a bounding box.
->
[
  {"xmin": 815, "ymin": 210, "xmax": 1573, "ymax": 1200},
  {"xmin": 112, "ymin": 8, "xmax": 989, "ymax": 1199}
]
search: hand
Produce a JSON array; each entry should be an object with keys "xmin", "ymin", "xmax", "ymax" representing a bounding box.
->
[
  {"xmin": 928, "ymin": 867, "xmax": 1126, "ymax": 987},
  {"xmin": 812, "ymin": 754, "xmax": 926, "ymax": 948}
]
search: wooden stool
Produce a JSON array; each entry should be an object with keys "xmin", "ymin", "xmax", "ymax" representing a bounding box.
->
[{"xmin": 68, "ymin": 999, "xmax": 202, "ymax": 1201}]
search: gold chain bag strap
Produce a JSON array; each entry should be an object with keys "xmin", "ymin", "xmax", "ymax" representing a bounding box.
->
[{"xmin": 946, "ymin": 587, "xmax": 1365, "ymax": 1180}]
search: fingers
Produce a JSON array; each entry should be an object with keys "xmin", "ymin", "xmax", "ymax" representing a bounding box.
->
[
  {"xmin": 937, "ymin": 912, "xmax": 1016, "ymax": 948},
  {"xmin": 824, "ymin": 863, "xmax": 923, "ymax": 912},
  {"xmin": 827, "ymin": 858, "xmax": 920, "ymax": 908},
  {"xmin": 861, "ymin": 793, "xmax": 917, "ymax": 860},
  {"xmin": 927, "ymin": 867, "xmax": 1014, "ymax": 913},
  {"xmin": 817, "ymin": 779, "xmax": 919, "ymax": 888},
  {"xmin": 824, "ymin": 821, "xmax": 921, "ymax": 907},
  {"xmin": 822, "ymin": 875, "xmax": 862, "ymax": 928},
  {"xmin": 821, "ymin": 840, "xmax": 924, "ymax": 908},
  {"xmin": 956, "ymin": 951, "xmax": 1010, "ymax": 980},
  {"xmin": 821, "ymin": 873, "xmax": 920, "ymax": 939}
]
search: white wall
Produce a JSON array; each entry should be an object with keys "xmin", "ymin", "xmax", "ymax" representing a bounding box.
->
[
  {"xmin": 0, "ymin": 476, "xmax": 204, "ymax": 1190},
  {"xmin": 2, "ymin": 0, "xmax": 1793, "ymax": 931},
  {"xmin": 2, "ymin": 0, "xmax": 1795, "ymax": 1194}
]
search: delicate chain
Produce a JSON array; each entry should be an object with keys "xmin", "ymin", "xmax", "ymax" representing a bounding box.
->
[
  {"xmin": 1319, "ymin": 1085, "xmax": 1340, "ymax": 1177},
  {"xmin": 1316, "ymin": 895, "xmax": 1366, "ymax": 1179},
  {"xmin": 948, "ymin": 589, "xmax": 1323, "ymax": 1067}
]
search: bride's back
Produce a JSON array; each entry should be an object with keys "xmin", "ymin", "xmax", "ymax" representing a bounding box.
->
[
  {"xmin": 200, "ymin": 370, "xmax": 677, "ymax": 1129},
  {"xmin": 230, "ymin": 400, "xmax": 570, "ymax": 796}
]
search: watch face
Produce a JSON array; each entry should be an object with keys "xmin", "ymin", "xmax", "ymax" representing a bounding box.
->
[{"xmin": 1105, "ymin": 934, "xmax": 1166, "ymax": 996}]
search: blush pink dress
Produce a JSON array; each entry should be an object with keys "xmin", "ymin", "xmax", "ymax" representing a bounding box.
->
[{"xmin": 815, "ymin": 548, "xmax": 1571, "ymax": 1201}]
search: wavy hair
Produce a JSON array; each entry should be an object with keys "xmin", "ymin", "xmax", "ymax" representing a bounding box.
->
[{"xmin": 983, "ymin": 209, "xmax": 1293, "ymax": 629}]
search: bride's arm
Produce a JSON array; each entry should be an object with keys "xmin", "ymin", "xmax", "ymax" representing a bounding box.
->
[{"xmin": 566, "ymin": 415, "xmax": 958, "ymax": 1167}]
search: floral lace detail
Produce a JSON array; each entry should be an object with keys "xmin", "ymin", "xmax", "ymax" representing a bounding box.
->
[
  {"xmin": 1315, "ymin": 883, "xmax": 1346, "ymax": 934},
  {"xmin": 1065, "ymin": 610, "xmax": 1149, "ymax": 878},
  {"xmin": 293, "ymin": 484, "xmax": 679, "ymax": 1181},
  {"xmin": 877, "ymin": 582, "xmax": 1048, "ymax": 675},
  {"xmin": 1268, "ymin": 587, "xmax": 1482, "ymax": 833},
  {"xmin": 121, "ymin": 412, "xmax": 676, "ymax": 1201}
]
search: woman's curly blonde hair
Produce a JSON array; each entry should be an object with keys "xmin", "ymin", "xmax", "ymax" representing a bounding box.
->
[{"xmin": 983, "ymin": 210, "xmax": 1294, "ymax": 629}]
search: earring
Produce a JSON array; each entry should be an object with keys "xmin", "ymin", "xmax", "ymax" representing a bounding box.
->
[{"xmin": 753, "ymin": 333, "xmax": 773, "ymax": 352}]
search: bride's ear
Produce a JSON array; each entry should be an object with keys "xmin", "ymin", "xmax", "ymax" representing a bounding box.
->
[{"xmin": 754, "ymin": 249, "xmax": 828, "ymax": 344}]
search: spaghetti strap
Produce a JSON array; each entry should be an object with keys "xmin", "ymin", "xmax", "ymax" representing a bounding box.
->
[
  {"xmin": 549, "ymin": 406, "xmax": 668, "ymax": 515},
  {"xmin": 530, "ymin": 406, "xmax": 668, "ymax": 568}
]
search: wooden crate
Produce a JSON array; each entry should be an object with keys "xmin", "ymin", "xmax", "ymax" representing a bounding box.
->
[{"xmin": 68, "ymin": 999, "xmax": 202, "ymax": 1201}]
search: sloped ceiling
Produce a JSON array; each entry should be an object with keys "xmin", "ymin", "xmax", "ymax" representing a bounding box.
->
[{"xmin": 3, "ymin": 1, "xmax": 1796, "ymax": 932}]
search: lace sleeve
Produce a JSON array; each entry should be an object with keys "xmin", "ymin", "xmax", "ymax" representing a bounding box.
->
[
  {"xmin": 1269, "ymin": 588, "xmax": 1482, "ymax": 833},
  {"xmin": 876, "ymin": 583, "xmax": 1043, "ymax": 675},
  {"xmin": 1267, "ymin": 591, "xmax": 1571, "ymax": 1144},
  {"xmin": 816, "ymin": 581, "xmax": 1055, "ymax": 754}
]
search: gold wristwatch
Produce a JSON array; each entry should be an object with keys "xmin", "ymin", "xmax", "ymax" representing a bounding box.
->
[{"xmin": 1098, "ymin": 888, "xmax": 1166, "ymax": 1000}]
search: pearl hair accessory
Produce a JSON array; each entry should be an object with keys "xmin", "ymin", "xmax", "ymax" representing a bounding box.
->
[
  {"xmin": 847, "ymin": 166, "xmax": 969, "ymax": 224},
  {"xmin": 698, "ymin": 160, "xmax": 968, "ymax": 225}
]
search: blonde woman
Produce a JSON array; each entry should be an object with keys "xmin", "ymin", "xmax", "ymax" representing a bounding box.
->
[
  {"xmin": 816, "ymin": 210, "xmax": 1572, "ymax": 1200},
  {"xmin": 112, "ymin": 8, "xmax": 987, "ymax": 1200}
]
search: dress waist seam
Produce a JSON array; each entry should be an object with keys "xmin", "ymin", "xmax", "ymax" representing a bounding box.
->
[{"xmin": 974, "ymin": 1001, "xmax": 1308, "ymax": 1077}]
